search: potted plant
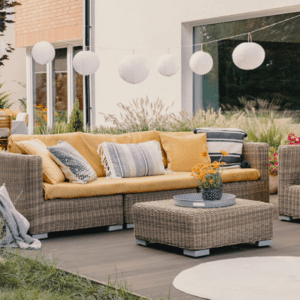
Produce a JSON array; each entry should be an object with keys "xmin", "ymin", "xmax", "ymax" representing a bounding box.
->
[
  {"xmin": 269, "ymin": 147, "xmax": 278, "ymax": 194},
  {"xmin": 192, "ymin": 150, "xmax": 228, "ymax": 200}
]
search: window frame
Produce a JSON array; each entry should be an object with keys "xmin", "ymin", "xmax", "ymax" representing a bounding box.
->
[
  {"xmin": 27, "ymin": 42, "xmax": 83, "ymax": 134},
  {"xmin": 180, "ymin": 6, "xmax": 300, "ymax": 116}
]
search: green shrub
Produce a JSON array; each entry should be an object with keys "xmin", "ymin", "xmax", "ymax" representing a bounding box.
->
[
  {"xmin": 0, "ymin": 83, "xmax": 12, "ymax": 109},
  {"xmin": 18, "ymin": 97, "xmax": 27, "ymax": 112},
  {"xmin": 68, "ymin": 99, "xmax": 84, "ymax": 132}
]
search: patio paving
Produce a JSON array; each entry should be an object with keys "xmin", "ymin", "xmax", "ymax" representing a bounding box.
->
[{"xmin": 17, "ymin": 194, "xmax": 300, "ymax": 300}]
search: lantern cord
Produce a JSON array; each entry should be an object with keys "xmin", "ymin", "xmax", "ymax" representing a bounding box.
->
[
  {"xmin": 188, "ymin": 13, "xmax": 300, "ymax": 48},
  {"xmin": 95, "ymin": 13, "xmax": 300, "ymax": 51}
]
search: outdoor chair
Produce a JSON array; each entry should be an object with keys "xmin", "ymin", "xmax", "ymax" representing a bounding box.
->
[
  {"xmin": 16, "ymin": 112, "xmax": 28, "ymax": 126},
  {"xmin": 0, "ymin": 115, "xmax": 12, "ymax": 150},
  {"xmin": 278, "ymin": 145, "xmax": 300, "ymax": 221}
]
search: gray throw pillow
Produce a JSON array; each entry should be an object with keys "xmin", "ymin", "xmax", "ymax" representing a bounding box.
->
[{"xmin": 47, "ymin": 141, "xmax": 97, "ymax": 184}]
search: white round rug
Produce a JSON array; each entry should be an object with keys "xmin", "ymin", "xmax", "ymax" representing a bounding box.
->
[{"xmin": 173, "ymin": 257, "xmax": 300, "ymax": 300}]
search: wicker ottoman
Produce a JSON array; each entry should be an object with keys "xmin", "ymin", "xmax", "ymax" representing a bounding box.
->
[{"xmin": 133, "ymin": 199, "xmax": 273, "ymax": 257}]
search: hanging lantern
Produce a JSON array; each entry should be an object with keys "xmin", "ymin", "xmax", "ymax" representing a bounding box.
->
[
  {"xmin": 189, "ymin": 45, "xmax": 213, "ymax": 75},
  {"xmin": 156, "ymin": 53, "xmax": 179, "ymax": 77},
  {"xmin": 118, "ymin": 54, "xmax": 149, "ymax": 84},
  {"xmin": 0, "ymin": 40, "xmax": 5, "ymax": 58},
  {"xmin": 32, "ymin": 41, "xmax": 55, "ymax": 65},
  {"xmin": 232, "ymin": 33, "xmax": 265, "ymax": 70},
  {"xmin": 73, "ymin": 51, "xmax": 100, "ymax": 75}
]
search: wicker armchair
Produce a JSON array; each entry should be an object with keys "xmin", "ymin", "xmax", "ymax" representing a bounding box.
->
[{"xmin": 278, "ymin": 145, "xmax": 300, "ymax": 221}]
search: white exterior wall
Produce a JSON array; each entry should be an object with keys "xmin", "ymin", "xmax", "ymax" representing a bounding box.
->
[
  {"xmin": 0, "ymin": 9, "xmax": 26, "ymax": 111},
  {"xmin": 94, "ymin": 0, "xmax": 300, "ymax": 126}
]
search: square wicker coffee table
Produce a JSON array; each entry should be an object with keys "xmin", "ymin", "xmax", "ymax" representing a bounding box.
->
[{"xmin": 133, "ymin": 198, "xmax": 273, "ymax": 257}]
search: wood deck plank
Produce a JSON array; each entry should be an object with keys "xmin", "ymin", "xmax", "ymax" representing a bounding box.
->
[{"xmin": 11, "ymin": 194, "xmax": 300, "ymax": 300}]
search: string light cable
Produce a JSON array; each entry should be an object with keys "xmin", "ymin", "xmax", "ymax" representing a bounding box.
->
[{"xmin": 95, "ymin": 13, "xmax": 300, "ymax": 51}]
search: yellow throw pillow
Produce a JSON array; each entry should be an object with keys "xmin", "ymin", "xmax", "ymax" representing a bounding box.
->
[
  {"xmin": 15, "ymin": 139, "xmax": 65, "ymax": 185},
  {"xmin": 158, "ymin": 131, "xmax": 194, "ymax": 167},
  {"xmin": 159, "ymin": 132, "xmax": 210, "ymax": 172}
]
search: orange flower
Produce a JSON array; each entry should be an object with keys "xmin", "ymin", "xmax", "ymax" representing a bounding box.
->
[
  {"xmin": 209, "ymin": 179, "xmax": 214, "ymax": 184},
  {"xmin": 221, "ymin": 162, "xmax": 226, "ymax": 165},
  {"xmin": 220, "ymin": 150, "xmax": 229, "ymax": 156},
  {"xmin": 200, "ymin": 151, "xmax": 209, "ymax": 158},
  {"xmin": 212, "ymin": 162, "xmax": 221, "ymax": 169},
  {"xmin": 202, "ymin": 178, "xmax": 206, "ymax": 183},
  {"xmin": 207, "ymin": 170, "xmax": 216, "ymax": 175}
]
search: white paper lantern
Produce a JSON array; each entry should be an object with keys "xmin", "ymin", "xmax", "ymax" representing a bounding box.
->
[
  {"xmin": 189, "ymin": 51, "xmax": 213, "ymax": 75},
  {"xmin": 156, "ymin": 54, "xmax": 179, "ymax": 77},
  {"xmin": 32, "ymin": 41, "xmax": 55, "ymax": 65},
  {"xmin": 118, "ymin": 54, "xmax": 149, "ymax": 84},
  {"xmin": 73, "ymin": 51, "xmax": 100, "ymax": 75},
  {"xmin": 0, "ymin": 40, "xmax": 6, "ymax": 58},
  {"xmin": 232, "ymin": 42, "xmax": 265, "ymax": 70}
]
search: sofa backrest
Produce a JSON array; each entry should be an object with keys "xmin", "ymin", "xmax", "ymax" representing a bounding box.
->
[{"xmin": 8, "ymin": 131, "xmax": 170, "ymax": 177}]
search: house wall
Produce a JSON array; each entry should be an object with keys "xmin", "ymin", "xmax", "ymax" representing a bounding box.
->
[
  {"xmin": 94, "ymin": 0, "xmax": 300, "ymax": 127},
  {"xmin": 0, "ymin": 5, "xmax": 26, "ymax": 111},
  {"xmin": 15, "ymin": 0, "xmax": 83, "ymax": 47}
]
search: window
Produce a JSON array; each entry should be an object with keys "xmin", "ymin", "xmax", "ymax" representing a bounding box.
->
[
  {"xmin": 31, "ymin": 44, "xmax": 84, "ymax": 131},
  {"xmin": 193, "ymin": 11, "xmax": 300, "ymax": 113},
  {"xmin": 53, "ymin": 48, "xmax": 68, "ymax": 123},
  {"xmin": 73, "ymin": 46, "xmax": 84, "ymax": 111},
  {"xmin": 33, "ymin": 61, "xmax": 47, "ymax": 128}
]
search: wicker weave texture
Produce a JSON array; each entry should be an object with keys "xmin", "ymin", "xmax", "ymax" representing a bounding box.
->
[
  {"xmin": 278, "ymin": 145, "xmax": 300, "ymax": 217},
  {"xmin": 123, "ymin": 188, "xmax": 197, "ymax": 223},
  {"xmin": 0, "ymin": 152, "xmax": 123, "ymax": 234},
  {"xmin": 31, "ymin": 195, "xmax": 124, "ymax": 234},
  {"xmin": 243, "ymin": 142, "xmax": 269, "ymax": 202},
  {"xmin": 133, "ymin": 199, "xmax": 273, "ymax": 251},
  {"xmin": 198, "ymin": 180, "xmax": 269, "ymax": 203},
  {"xmin": 0, "ymin": 141, "xmax": 270, "ymax": 234}
]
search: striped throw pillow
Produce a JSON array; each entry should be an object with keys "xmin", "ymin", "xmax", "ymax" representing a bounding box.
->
[
  {"xmin": 47, "ymin": 141, "xmax": 97, "ymax": 184},
  {"xmin": 194, "ymin": 127, "xmax": 247, "ymax": 168},
  {"xmin": 97, "ymin": 140, "xmax": 165, "ymax": 178}
]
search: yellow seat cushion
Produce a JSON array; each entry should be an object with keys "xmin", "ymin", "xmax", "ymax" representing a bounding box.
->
[
  {"xmin": 43, "ymin": 172, "xmax": 200, "ymax": 200},
  {"xmin": 159, "ymin": 132, "xmax": 210, "ymax": 172},
  {"xmin": 14, "ymin": 139, "xmax": 65, "ymax": 185},
  {"xmin": 221, "ymin": 168, "xmax": 260, "ymax": 183}
]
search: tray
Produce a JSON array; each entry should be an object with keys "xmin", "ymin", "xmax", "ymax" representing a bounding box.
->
[{"xmin": 173, "ymin": 193, "xmax": 236, "ymax": 208}]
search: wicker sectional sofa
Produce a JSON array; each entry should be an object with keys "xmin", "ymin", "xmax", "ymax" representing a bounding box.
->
[{"xmin": 0, "ymin": 131, "xmax": 269, "ymax": 237}]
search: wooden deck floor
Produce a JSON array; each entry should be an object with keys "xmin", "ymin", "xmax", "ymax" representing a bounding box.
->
[{"xmin": 18, "ymin": 194, "xmax": 300, "ymax": 300}]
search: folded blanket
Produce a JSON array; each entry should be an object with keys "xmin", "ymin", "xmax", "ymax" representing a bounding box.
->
[{"xmin": 0, "ymin": 184, "xmax": 41, "ymax": 250}]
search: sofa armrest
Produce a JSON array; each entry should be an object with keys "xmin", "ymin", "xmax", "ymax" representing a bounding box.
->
[
  {"xmin": 278, "ymin": 145, "xmax": 300, "ymax": 212},
  {"xmin": 0, "ymin": 151, "xmax": 44, "ymax": 223},
  {"xmin": 243, "ymin": 142, "xmax": 269, "ymax": 182}
]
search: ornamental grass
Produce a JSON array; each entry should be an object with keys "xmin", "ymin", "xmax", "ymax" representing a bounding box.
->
[{"xmin": 32, "ymin": 96, "xmax": 300, "ymax": 149}]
